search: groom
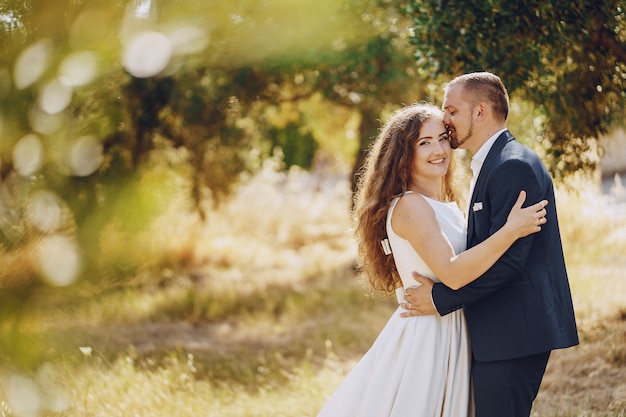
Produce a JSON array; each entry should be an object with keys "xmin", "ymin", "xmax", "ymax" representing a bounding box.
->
[{"xmin": 402, "ymin": 72, "xmax": 578, "ymax": 417}]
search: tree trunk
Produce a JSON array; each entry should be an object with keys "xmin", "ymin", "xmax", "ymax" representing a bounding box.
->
[{"xmin": 350, "ymin": 105, "xmax": 381, "ymax": 198}]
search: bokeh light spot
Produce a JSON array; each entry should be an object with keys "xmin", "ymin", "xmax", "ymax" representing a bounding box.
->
[
  {"xmin": 59, "ymin": 51, "xmax": 99, "ymax": 87},
  {"xmin": 168, "ymin": 26, "xmax": 209, "ymax": 55},
  {"xmin": 29, "ymin": 106, "xmax": 66, "ymax": 135},
  {"xmin": 38, "ymin": 79, "xmax": 73, "ymax": 114},
  {"xmin": 13, "ymin": 134, "xmax": 44, "ymax": 176},
  {"xmin": 7, "ymin": 374, "xmax": 41, "ymax": 417},
  {"xmin": 26, "ymin": 190, "xmax": 65, "ymax": 233},
  {"xmin": 69, "ymin": 135, "xmax": 104, "ymax": 176},
  {"xmin": 13, "ymin": 39, "xmax": 53, "ymax": 89},
  {"xmin": 37, "ymin": 235, "xmax": 81, "ymax": 287},
  {"xmin": 122, "ymin": 31, "xmax": 172, "ymax": 78}
]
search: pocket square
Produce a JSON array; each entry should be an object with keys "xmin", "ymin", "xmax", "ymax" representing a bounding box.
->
[{"xmin": 472, "ymin": 202, "xmax": 483, "ymax": 212}]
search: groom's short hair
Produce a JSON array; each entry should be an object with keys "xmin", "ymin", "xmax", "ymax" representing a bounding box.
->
[{"xmin": 447, "ymin": 72, "xmax": 509, "ymax": 121}]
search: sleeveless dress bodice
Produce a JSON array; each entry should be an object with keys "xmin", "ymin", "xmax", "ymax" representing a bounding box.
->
[
  {"xmin": 317, "ymin": 193, "xmax": 473, "ymax": 417},
  {"xmin": 387, "ymin": 193, "xmax": 466, "ymax": 288}
]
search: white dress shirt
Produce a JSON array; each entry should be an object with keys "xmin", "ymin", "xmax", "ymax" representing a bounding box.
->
[{"xmin": 467, "ymin": 128, "xmax": 507, "ymax": 211}]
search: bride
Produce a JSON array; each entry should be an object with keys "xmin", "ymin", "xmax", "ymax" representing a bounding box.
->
[{"xmin": 316, "ymin": 103, "xmax": 547, "ymax": 417}]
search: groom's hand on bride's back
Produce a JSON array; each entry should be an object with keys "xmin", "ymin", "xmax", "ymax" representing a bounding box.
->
[{"xmin": 400, "ymin": 272, "xmax": 437, "ymax": 317}]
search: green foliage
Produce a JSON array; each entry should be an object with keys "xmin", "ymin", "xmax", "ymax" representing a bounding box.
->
[
  {"xmin": 0, "ymin": 0, "xmax": 432, "ymax": 295},
  {"xmin": 405, "ymin": 0, "xmax": 626, "ymax": 178},
  {"xmin": 0, "ymin": 0, "xmax": 375, "ymax": 287},
  {"xmin": 267, "ymin": 122, "xmax": 319, "ymax": 169}
]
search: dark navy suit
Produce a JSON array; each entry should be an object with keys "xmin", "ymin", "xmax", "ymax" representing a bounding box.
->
[{"xmin": 431, "ymin": 131, "xmax": 579, "ymax": 416}]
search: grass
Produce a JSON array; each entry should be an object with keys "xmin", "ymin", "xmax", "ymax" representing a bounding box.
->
[{"xmin": 0, "ymin": 166, "xmax": 625, "ymax": 417}]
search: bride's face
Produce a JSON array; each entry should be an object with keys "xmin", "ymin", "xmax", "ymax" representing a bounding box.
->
[{"xmin": 411, "ymin": 118, "xmax": 451, "ymax": 180}]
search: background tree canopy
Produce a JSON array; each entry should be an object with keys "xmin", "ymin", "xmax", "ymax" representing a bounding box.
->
[
  {"xmin": 0, "ymin": 0, "xmax": 422, "ymax": 286},
  {"xmin": 1, "ymin": 0, "xmax": 624, "ymax": 288},
  {"xmin": 405, "ymin": 0, "xmax": 626, "ymax": 178}
]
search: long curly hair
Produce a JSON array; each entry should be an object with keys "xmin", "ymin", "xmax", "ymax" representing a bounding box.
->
[{"xmin": 352, "ymin": 102, "xmax": 460, "ymax": 294}]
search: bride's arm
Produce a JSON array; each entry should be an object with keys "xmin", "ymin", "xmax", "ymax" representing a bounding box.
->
[{"xmin": 392, "ymin": 191, "xmax": 547, "ymax": 290}]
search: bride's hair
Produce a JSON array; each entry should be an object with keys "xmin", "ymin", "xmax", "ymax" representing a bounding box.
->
[{"xmin": 352, "ymin": 102, "xmax": 460, "ymax": 294}]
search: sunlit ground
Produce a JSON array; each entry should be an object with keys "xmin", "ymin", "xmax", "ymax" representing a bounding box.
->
[{"xmin": 0, "ymin": 167, "xmax": 625, "ymax": 417}]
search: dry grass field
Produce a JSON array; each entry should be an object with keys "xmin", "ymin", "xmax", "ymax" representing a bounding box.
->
[{"xmin": 1, "ymin": 166, "xmax": 625, "ymax": 417}]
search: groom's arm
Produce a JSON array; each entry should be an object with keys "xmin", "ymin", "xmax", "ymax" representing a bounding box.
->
[
  {"xmin": 400, "ymin": 272, "xmax": 437, "ymax": 316},
  {"xmin": 403, "ymin": 158, "xmax": 549, "ymax": 317},
  {"xmin": 433, "ymin": 158, "xmax": 548, "ymax": 315}
]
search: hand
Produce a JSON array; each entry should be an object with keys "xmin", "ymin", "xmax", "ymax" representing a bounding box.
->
[
  {"xmin": 400, "ymin": 272, "xmax": 437, "ymax": 317},
  {"xmin": 506, "ymin": 190, "xmax": 549, "ymax": 238}
]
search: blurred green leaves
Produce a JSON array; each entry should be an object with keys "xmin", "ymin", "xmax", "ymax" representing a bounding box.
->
[
  {"xmin": 3, "ymin": 0, "xmax": 616, "ymax": 305},
  {"xmin": 0, "ymin": 1, "xmax": 426, "ymax": 378},
  {"xmin": 0, "ymin": 0, "xmax": 374, "ymax": 277}
]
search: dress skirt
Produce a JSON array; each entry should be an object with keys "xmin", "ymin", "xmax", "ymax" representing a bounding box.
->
[{"xmin": 317, "ymin": 306, "xmax": 472, "ymax": 417}]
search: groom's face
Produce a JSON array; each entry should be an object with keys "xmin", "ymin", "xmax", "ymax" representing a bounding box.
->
[{"xmin": 442, "ymin": 85, "xmax": 475, "ymax": 151}]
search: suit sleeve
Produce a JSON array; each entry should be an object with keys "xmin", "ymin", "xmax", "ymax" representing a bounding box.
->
[{"xmin": 432, "ymin": 158, "xmax": 550, "ymax": 315}]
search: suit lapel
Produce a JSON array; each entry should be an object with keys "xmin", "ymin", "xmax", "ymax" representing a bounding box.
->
[{"xmin": 466, "ymin": 131, "xmax": 515, "ymax": 246}]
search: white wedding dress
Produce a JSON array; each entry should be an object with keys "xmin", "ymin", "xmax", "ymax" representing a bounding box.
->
[{"xmin": 317, "ymin": 193, "xmax": 472, "ymax": 417}]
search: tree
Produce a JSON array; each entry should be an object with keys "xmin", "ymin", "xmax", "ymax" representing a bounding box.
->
[
  {"xmin": 313, "ymin": 32, "xmax": 427, "ymax": 193},
  {"xmin": 404, "ymin": 0, "xmax": 626, "ymax": 178},
  {"xmin": 253, "ymin": 0, "xmax": 429, "ymax": 192},
  {"xmin": 0, "ymin": 0, "xmax": 431, "ymax": 370},
  {"xmin": 0, "ymin": 0, "xmax": 374, "ymax": 368},
  {"xmin": 0, "ymin": 0, "xmax": 424, "ymax": 283}
]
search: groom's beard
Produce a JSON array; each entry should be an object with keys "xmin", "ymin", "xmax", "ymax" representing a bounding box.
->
[{"xmin": 449, "ymin": 120, "xmax": 473, "ymax": 150}]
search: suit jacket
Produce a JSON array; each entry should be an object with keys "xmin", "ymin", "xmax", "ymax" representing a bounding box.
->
[{"xmin": 432, "ymin": 131, "xmax": 579, "ymax": 362}]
